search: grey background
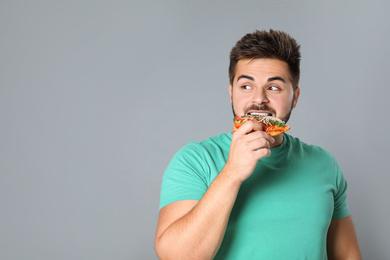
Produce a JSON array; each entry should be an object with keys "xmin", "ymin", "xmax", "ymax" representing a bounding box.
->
[{"xmin": 1, "ymin": 0, "xmax": 389, "ymax": 259}]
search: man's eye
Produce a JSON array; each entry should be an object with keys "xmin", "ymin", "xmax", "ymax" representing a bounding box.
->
[
  {"xmin": 268, "ymin": 85, "xmax": 279, "ymax": 91},
  {"xmin": 241, "ymin": 85, "xmax": 252, "ymax": 90}
]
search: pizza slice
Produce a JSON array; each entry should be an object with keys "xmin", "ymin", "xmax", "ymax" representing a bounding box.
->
[{"xmin": 233, "ymin": 115, "xmax": 290, "ymax": 136}]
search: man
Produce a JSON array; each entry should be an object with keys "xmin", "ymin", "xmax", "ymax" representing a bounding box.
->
[{"xmin": 155, "ymin": 29, "xmax": 361, "ymax": 259}]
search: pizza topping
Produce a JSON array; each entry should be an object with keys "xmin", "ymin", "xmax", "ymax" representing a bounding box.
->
[
  {"xmin": 233, "ymin": 115, "xmax": 290, "ymax": 136},
  {"xmin": 258, "ymin": 116, "xmax": 286, "ymax": 127}
]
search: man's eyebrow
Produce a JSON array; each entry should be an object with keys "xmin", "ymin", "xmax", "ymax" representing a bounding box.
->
[
  {"xmin": 268, "ymin": 76, "xmax": 286, "ymax": 83},
  {"xmin": 236, "ymin": 75, "xmax": 255, "ymax": 82},
  {"xmin": 236, "ymin": 75, "xmax": 286, "ymax": 83}
]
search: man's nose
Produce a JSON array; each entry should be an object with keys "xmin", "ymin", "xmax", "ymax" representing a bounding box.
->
[{"xmin": 252, "ymin": 89, "xmax": 268, "ymax": 104}]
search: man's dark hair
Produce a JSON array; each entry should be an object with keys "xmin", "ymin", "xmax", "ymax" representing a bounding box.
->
[{"xmin": 229, "ymin": 29, "xmax": 301, "ymax": 89}]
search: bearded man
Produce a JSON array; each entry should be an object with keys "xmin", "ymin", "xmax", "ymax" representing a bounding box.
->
[{"xmin": 155, "ymin": 29, "xmax": 361, "ymax": 260}]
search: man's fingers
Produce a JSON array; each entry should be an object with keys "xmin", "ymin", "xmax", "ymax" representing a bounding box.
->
[
  {"xmin": 246, "ymin": 130, "xmax": 275, "ymax": 144},
  {"xmin": 254, "ymin": 147, "xmax": 271, "ymax": 158},
  {"xmin": 232, "ymin": 121, "xmax": 275, "ymax": 150},
  {"xmin": 248, "ymin": 137, "xmax": 270, "ymax": 151},
  {"xmin": 234, "ymin": 120, "xmax": 264, "ymax": 134}
]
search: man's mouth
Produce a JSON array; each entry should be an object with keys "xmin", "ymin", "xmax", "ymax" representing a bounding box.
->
[{"xmin": 247, "ymin": 112, "xmax": 273, "ymax": 117}]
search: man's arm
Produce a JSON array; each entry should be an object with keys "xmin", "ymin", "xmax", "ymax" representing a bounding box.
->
[
  {"xmin": 155, "ymin": 172, "xmax": 241, "ymax": 260},
  {"xmin": 155, "ymin": 121, "xmax": 274, "ymax": 260},
  {"xmin": 327, "ymin": 215, "xmax": 362, "ymax": 260}
]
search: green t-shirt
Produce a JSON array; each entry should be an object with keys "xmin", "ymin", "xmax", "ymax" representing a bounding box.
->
[{"xmin": 159, "ymin": 133, "xmax": 350, "ymax": 259}]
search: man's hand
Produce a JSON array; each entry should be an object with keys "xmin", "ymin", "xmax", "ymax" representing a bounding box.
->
[{"xmin": 225, "ymin": 120, "xmax": 275, "ymax": 183}]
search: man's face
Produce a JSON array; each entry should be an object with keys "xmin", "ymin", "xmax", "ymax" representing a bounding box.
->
[{"xmin": 229, "ymin": 58, "xmax": 300, "ymax": 123}]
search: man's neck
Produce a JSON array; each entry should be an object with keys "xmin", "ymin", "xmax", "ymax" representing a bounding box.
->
[{"xmin": 270, "ymin": 134, "xmax": 284, "ymax": 149}]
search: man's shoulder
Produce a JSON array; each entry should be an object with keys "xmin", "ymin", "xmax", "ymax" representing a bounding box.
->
[
  {"xmin": 199, "ymin": 132, "xmax": 232, "ymax": 148},
  {"xmin": 176, "ymin": 132, "xmax": 231, "ymax": 158}
]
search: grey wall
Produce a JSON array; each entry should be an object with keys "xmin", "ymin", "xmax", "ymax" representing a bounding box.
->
[{"xmin": 1, "ymin": 0, "xmax": 389, "ymax": 259}]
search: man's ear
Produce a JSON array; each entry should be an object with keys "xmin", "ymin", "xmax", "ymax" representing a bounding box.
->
[
  {"xmin": 292, "ymin": 86, "xmax": 300, "ymax": 108},
  {"xmin": 229, "ymin": 84, "xmax": 233, "ymax": 104}
]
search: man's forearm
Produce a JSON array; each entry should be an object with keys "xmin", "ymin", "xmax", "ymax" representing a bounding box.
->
[{"xmin": 155, "ymin": 169, "xmax": 242, "ymax": 260}]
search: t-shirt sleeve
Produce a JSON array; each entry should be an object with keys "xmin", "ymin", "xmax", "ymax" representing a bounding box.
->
[
  {"xmin": 159, "ymin": 142, "xmax": 209, "ymax": 210},
  {"xmin": 331, "ymin": 157, "xmax": 350, "ymax": 219}
]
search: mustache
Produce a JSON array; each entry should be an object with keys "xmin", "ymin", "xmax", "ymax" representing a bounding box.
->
[{"xmin": 244, "ymin": 104, "xmax": 276, "ymax": 115}]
